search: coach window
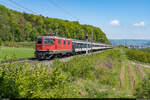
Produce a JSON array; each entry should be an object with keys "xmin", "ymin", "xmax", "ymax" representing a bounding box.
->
[
  {"xmin": 80, "ymin": 44, "xmax": 83, "ymax": 48},
  {"xmin": 74, "ymin": 43, "xmax": 77, "ymax": 48},
  {"xmin": 81, "ymin": 44, "xmax": 82, "ymax": 48},
  {"xmin": 77, "ymin": 43, "xmax": 79, "ymax": 48},
  {"xmin": 58, "ymin": 40, "xmax": 61, "ymax": 44},
  {"xmin": 84, "ymin": 44, "xmax": 86, "ymax": 48},
  {"xmin": 78, "ymin": 43, "xmax": 81, "ymax": 48},
  {"xmin": 64, "ymin": 40, "xmax": 66, "ymax": 45},
  {"xmin": 76, "ymin": 43, "xmax": 78, "ymax": 48}
]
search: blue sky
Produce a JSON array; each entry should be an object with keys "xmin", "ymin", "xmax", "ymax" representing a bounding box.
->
[{"xmin": 0, "ymin": 0, "xmax": 150, "ymax": 39}]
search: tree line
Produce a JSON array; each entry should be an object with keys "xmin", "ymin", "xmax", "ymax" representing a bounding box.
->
[
  {"xmin": 0, "ymin": 4, "xmax": 111, "ymax": 44},
  {"xmin": 126, "ymin": 49, "xmax": 150, "ymax": 64}
]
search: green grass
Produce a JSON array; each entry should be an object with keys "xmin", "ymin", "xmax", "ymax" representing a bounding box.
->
[
  {"xmin": 141, "ymin": 66, "xmax": 150, "ymax": 76},
  {"xmin": 130, "ymin": 63, "xmax": 141, "ymax": 88},
  {"xmin": 0, "ymin": 48, "xmax": 126, "ymax": 98},
  {"xmin": 124, "ymin": 61, "xmax": 132, "ymax": 94},
  {"xmin": 0, "ymin": 47, "xmax": 150, "ymax": 98},
  {"xmin": 2, "ymin": 41, "xmax": 35, "ymax": 49},
  {"xmin": 0, "ymin": 46, "xmax": 34, "ymax": 61}
]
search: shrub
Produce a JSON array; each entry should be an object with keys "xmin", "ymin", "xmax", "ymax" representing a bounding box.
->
[
  {"xmin": 0, "ymin": 48, "xmax": 124, "ymax": 98},
  {"xmin": 126, "ymin": 49, "xmax": 150, "ymax": 63},
  {"xmin": 134, "ymin": 74, "xmax": 150, "ymax": 98}
]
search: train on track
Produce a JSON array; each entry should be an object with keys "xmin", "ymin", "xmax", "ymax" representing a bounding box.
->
[{"xmin": 35, "ymin": 34, "xmax": 113, "ymax": 59}]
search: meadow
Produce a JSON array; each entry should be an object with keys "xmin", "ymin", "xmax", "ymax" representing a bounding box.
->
[
  {"xmin": 2, "ymin": 41, "xmax": 35, "ymax": 49},
  {"xmin": 1, "ymin": 47, "xmax": 150, "ymax": 98},
  {"xmin": 0, "ymin": 47, "xmax": 34, "ymax": 61}
]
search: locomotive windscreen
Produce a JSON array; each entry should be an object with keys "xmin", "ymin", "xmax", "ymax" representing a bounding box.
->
[
  {"xmin": 37, "ymin": 38, "xmax": 42, "ymax": 44},
  {"xmin": 44, "ymin": 38, "xmax": 53, "ymax": 45}
]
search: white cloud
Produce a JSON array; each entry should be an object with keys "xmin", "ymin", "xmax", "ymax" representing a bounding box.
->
[
  {"xmin": 133, "ymin": 21, "xmax": 144, "ymax": 27},
  {"xmin": 110, "ymin": 20, "xmax": 120, "ymax": 26}
]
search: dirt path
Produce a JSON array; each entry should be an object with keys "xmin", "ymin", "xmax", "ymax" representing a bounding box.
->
[
  {"xmin": 132, "ymin": 61, "xmax": 150, "ymax": 69},
  {"xmin": 134, "ymin": 62, "xmax": 145, "ymax": 79},
  {"xmin": 120, "ymin": 62, "xmax": 125, "ymax": 88},
  {"xmin": 128, "ymin": 62, "xmax": 135, "ymax": 90}
]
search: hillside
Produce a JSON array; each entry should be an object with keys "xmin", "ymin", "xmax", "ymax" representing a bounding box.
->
[
  {"xmin": 1, "ymin": 47, "xmax": 150, "ymax": 98},
  {"xmin": 0, "ymin": 5, "xmax": 110, "ymax": 44}
]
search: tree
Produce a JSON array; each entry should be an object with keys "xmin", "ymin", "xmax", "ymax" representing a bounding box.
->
[
  {"xmin": 0, "ymin": 38, "xmax": 2, "ymax": 46},
  {"xmin": 24, "ymin": 22, "xmax": 32, "ymax": 41},
  {"xmin": 0, "ymin": 4, "xmax": 111, "ymax": 44}
]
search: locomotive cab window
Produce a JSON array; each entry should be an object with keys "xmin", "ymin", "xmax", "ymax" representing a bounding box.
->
[
  {"xmin": 37, "ymin": 38, "xmax": 42, "ymax": 44},
  {"xmin": 44, "ymin": 38, "xmax": 53, "ymax": 45}
]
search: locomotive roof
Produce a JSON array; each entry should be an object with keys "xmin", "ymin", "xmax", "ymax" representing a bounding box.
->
[{"xmin": 37, "ymin": 35, "xmax": 111, "ymax": 46}]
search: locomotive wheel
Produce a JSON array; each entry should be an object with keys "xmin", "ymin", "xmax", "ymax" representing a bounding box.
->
[
  {"xmin": 46, "ymin": 55, "xmax": 53, "ymax": 59},
  {"xmin": 38, "ymin": 56, "xmax": 45, "ymax": 60}
]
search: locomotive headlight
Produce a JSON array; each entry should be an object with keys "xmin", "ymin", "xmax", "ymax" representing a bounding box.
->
[{"xmin": 42, "ymin": 45, "xmax": 44, "ymax": 49}]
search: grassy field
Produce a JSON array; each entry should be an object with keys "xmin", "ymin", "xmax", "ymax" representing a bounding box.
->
[
  {"xmin": 0, "ymin": 46, "xmax": 34, "ymax": 61},
  {"xmin": 0, "ymin": 47, "xmax": 150, "ymax": 98},
  {"xmin": 2, "ymin": 41, "xmax": 35, "ymax": 49}
]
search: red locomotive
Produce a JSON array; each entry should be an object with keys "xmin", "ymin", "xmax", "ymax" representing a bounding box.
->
[{"xmin": 35, "ymin": 34, "xmax": 112, "ymax": 59}]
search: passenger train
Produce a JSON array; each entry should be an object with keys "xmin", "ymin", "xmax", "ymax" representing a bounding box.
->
[{"xmin": 35, "ymin": 34, "xmax": 112, "ymax": 59}]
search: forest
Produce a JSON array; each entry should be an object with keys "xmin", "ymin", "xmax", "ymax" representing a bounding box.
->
[{"xmin": 0, "ymin": 4, "xmax": 110, "ymax": 44}]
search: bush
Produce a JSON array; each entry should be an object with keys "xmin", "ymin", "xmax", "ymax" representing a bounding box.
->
[
  {"xmin": 0, "ymin": 48, "xmax": 124, "ymax": 98},
  {"xmin": 134, "ymin": 74, "xmax": 150, "ymax": 98},
  {"xmin": 126, "ymin": 49, "xmax": 150, "ymax": 63}
]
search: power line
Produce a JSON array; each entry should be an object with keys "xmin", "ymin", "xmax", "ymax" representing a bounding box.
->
[
  {"xmin": 47, "ymin": 0, "xmax": 81, "ymax": 21},
  {"xmin": 6, "ymin": 0, "xmax": 40, "ymax": 15},
  {"xmin": 0, "ymin": 0, "xmax": 23, "ymax": 11}
]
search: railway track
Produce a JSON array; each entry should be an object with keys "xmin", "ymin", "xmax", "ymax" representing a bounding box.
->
[
  {"xmin": 0, "ymin": 57, "xmax": 37, "ymax": 65},
  {"xmin": 0, "ymin": 49, "xmax": 108, "ymax": 66}
]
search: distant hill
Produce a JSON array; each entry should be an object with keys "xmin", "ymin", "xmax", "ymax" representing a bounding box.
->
[
  {"xmin": 0, "ymin": 4, "xmax": 110, "ymax": 44},
  {"xmin": 110, "ymin": 39, "xmax": 150, "ymax": 46}
]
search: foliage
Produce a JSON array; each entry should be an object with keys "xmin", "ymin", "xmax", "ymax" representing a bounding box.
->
[
  {"xmin": 0, "ymin": 4, "xmax": 110, "ymax": 44},
  {"xmin": 0, "ymin": 48, "xmax": 124, "ymax": 98},
  {"xmin": 134, "ymin": 74, "xmax": 150, "ymax": 98},
  {"xmin": 126, "ymin": 49, "xmax": 150, "ymax": 64},
  {"xmin": 0, "ymin": 38, "xmax": 2, "ymax": 46},
  {"xmin": 139, "ymin": 48, "xmax": 150, "ymax": 53},
  {"xmin": 117, "ymin": 45, "xmax": 128, "ymax": 48}
]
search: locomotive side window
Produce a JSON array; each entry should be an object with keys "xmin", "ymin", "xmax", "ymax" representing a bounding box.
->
[
  {"xmin": 68, "ymin": 41, "xmax": 70, "ymax": 45},
  {"xmin": 37, "ymin": 38, "xmax": 42, "ymax": 44},
  {"xmin": 63, "ymin": 41, "xmax": 65, "ymax": 45},
  {"xmin": 58, "ymin": 40, "xmax": 61, "ymax": 44},
  {"xmin": 44, "ymin": 38, "xmax": 53, "ymax": 45}
]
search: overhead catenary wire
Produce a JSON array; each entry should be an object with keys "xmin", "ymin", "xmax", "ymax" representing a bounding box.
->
[
  {"xmin": 47, "ymin": 0, "xmax": 92, "ymax": 41},
  {"xmin": 6, "ymin": 0, "xmax": 40, "ymax": 15},
  {"xmin": 47, "ymin": 0, "xmax": 89, "ymax": 24},
  {"xmin": 0, "ymin": 0, "xmax": 23, "ymax": 11},
  {"xmin": 47, "ymin": 0, "xmax": 79, "ymax": 21}
]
